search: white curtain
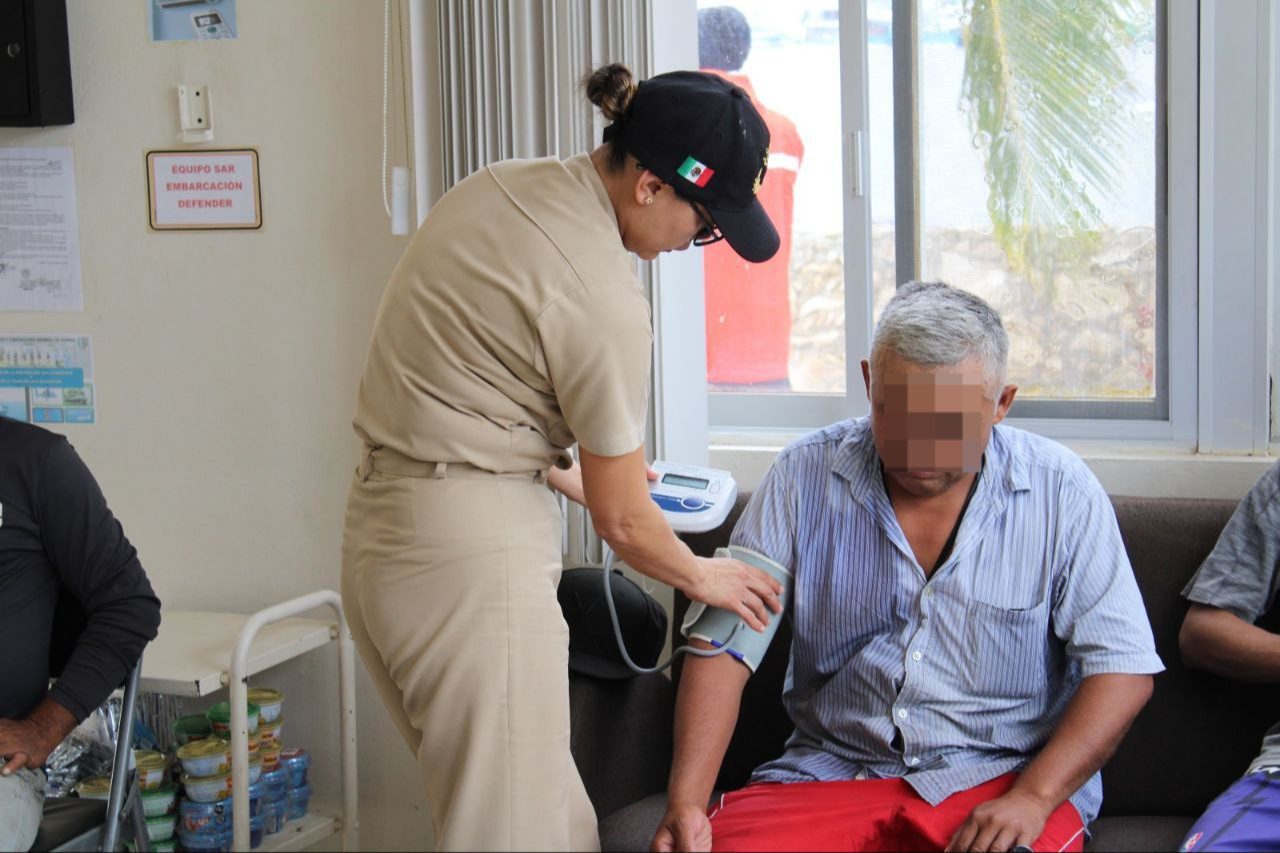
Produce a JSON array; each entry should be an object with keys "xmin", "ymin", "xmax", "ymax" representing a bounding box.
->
[
  {"xmin": 409, "ymin": 0, "xmax": 653, "ymax": 211},
  {"xmin": 406, "ymin": 0, "xmax": 655, "ymax": 568}
]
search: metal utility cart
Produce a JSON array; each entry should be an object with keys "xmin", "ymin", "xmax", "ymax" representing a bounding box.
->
[{"xmin": 140, "ymin": 590, "xmax": 358, "ymax": 851}]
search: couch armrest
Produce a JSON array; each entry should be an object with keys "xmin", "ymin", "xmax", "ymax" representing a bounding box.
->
[{"xmin": 570, "ymin": 671, "xmax": 675, "ymax": 821}]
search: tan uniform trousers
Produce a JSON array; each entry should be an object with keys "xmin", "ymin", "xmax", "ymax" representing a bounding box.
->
[{"xmin": 341, "ymin": 447, "xmax": 599, "ymax": 852}]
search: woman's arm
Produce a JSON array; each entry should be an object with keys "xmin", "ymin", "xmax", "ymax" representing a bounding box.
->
[{"xmin": 579, "ymin": 446, "xmax": 782, "ymax": 631}]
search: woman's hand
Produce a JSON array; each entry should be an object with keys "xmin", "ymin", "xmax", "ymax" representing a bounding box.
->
[
  {"xmin": 686, "ymin": 555, "xmax": 784, "ymax": 633},
  {"xmin": 547, "ymin": 460, "xmax": 587, "ymax": 506}
]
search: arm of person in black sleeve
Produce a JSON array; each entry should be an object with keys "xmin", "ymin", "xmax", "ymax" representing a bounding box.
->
[{"xmin": 1, "ymin": 438, "xmax": 161, "ymax": 775}]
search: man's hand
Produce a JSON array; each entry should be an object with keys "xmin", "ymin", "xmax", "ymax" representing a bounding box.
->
[
  {"xmin": 651, "ymin": 802, "xmax": 713, "ymax": 852},
  {"xmin": 0, "ymin": 698, "xmax": 77, "ymax": 776},
  {"xmin": 0, "ymin": 720, "xmax": 58, "ymax": 776},
  {"xmin": 945, "ymin": 788, "xmax": 1054, "ymax": 853}
]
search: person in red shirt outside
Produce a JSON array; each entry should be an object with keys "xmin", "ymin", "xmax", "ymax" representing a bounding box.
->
[{"xmin": 700, "ymin": 6, "xmax": 805, "ymax": 389}]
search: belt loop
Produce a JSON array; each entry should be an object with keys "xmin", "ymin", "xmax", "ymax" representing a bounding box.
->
[
  {"xmin": 360, "ymin": 446, "xmax": 378, "ymax": 482},
  {"xmin": 434, "ymin": 462, "xmax": 447, "ymax": 479}
]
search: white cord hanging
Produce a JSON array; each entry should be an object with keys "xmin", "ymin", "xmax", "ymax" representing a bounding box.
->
[{"xmin": 381, "ymin": 0, "xmax": 392, "ymax": 218}]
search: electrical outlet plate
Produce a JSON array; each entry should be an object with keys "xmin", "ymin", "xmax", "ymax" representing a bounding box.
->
[{"xmin": 178, "ymin": 84, "xmax": 214, "ymax": 143}]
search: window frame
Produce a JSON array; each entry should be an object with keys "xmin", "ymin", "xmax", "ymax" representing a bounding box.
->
[{"xmin": 653, "ymin": 0, "xmax": 1274, "ymax": 460}]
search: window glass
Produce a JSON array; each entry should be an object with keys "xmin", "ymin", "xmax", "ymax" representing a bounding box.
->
[{"xmin": 697, "ymin": 1, "xmax": 847, "ymax": 395}]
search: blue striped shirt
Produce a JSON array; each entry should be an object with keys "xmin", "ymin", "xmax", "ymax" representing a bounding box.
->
[{"xmin": 732, "ymin": 417, "xmax": 1164, "ymax": 827}]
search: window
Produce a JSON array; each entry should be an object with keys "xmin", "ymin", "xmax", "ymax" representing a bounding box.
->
[{"xmin": 691, "ymin": 0, "xmax": 1189, "ymax": 435}]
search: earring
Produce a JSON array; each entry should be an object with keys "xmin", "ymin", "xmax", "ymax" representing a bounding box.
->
[{"xmin": 644, "ymin": 197, "xmax": 654, "ymax": 205}]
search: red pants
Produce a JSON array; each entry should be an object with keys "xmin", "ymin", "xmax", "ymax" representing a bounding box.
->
[{"xmin": 707, "ymin": 773, "xmax": 1085, "ymax": 852}]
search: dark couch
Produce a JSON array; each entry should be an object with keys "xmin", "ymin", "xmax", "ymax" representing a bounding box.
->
[{"xmin": 568, "ymin": 494, "xmax": 1280, "ymax": 851}]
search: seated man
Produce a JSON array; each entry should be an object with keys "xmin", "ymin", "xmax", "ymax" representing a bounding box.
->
[
  {"xmin": 0, "ymin": 417, "xmax": 161, "ymax": 853},
  {"xmin": 1178, "ymin": 458, "xmax": 1280, "ymax": 852},
  {"xmin": 652, "ymin": 282, "xmax": 1163, "ymax": 853}
]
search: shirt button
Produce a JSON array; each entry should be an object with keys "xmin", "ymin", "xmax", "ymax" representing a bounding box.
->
[
  {"xmin": 907, "ymin": 757, "xmax": 919, "ymax": 766},
  {"xmin": 898, "ymin": 708, "xmax": 909, "ymax": 720},
  {"xmin": 912, "ymin": 651, "xmax": 922, "ymax": 662},
  {"xmin": 923, "ymin": 587, "xmax": 935, "ymax": 599}
]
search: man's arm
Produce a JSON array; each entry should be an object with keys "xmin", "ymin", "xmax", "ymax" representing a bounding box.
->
[
  {"xmin": 651, "ymin": 645, "xmax": 752, "ymax": 853},
  {"xmin": 1180, "ymin": 603, "xmax": 1280, "ymax": 682},
  {"xmin": 947, "ymin": 673, "xmax": 1153, "ymax": 853},
  {"xmin": 32, "ymin": 440, "xmax": 160, "ymax": 741}
]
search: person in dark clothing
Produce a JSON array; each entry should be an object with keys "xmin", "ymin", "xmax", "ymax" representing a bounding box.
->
[{"xmin": 0, "ymin": 417, "xmax": 161, "ymax": 852}]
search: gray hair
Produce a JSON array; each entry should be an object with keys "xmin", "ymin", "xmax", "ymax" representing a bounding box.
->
[{"xmin": 871, "ymin": 281, "xmax": 1009, "ymax": 397}]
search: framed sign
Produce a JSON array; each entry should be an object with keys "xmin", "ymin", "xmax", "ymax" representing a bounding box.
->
[{"xmin": 146, "ymin": 149, "xmax": 262, "ymax": 230}]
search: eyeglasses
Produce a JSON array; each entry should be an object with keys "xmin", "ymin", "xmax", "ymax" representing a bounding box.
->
[
  {"xmin": 689, "ymin": 202, "xmax": 724, "ymax": 247},
  {"xmin": 635, "ymin": 162, "xmax": 725, "ymax": 246}
]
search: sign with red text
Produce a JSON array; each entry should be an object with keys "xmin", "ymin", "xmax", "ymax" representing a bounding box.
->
[{"xmin": 146, "ymin": 149, "xmax": 262, "ymax": 230}]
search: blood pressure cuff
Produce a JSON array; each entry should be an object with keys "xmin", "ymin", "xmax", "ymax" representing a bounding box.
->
[{"xmin": 680, "ymin": 545, "xmax": 792, "ymax": 672}]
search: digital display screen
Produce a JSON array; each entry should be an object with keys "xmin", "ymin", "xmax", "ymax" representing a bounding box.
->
[
  {"xmin": 662, "ymin": 473, "xmax": 709, "ymax": 490},
  {"xmin": 196, "ymin": 14, "xmax": 220, "ymax": 25}
]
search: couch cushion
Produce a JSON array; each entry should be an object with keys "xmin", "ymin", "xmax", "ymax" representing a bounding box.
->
[
  {"xmin": 1101, "ymin": 497, "xmax": 1280, "ymax": 817},
  {"xmin": 599, "ymin": 793, "xmax": 669, "ymax": 852},
  {"xmin": 1085, "ymin": 815, "xmax": 1196, "ymax": 851},
  {"xmin": 570, "ymin": 671, "xmax": 675, "ymax": 821}
]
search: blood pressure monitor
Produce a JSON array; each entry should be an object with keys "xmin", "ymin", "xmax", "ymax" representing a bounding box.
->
[
  {"xmin": 648, "ymin": 461, "xmax": 737, "ymax": 534},
  {"xmin": 604, "ymin": 462, "xmax": 786, "ymax": 676}
]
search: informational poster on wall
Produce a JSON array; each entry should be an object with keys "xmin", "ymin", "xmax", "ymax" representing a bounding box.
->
[
  {"xmin": 0, "ymin": 147, "xmax": 84, "ymax": 311},
  {"xmin": 146, "ymin": 149, "xmax": 262, "ymax": 230},
  {"xmin": 149, "ymin": 0, "xmax": 238, "ymax": 42},
  {"xmin": 0, "ymin": 335, "xmax": 96, "ymax": 425}
]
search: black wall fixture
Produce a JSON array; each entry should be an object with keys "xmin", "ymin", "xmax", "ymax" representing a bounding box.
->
[{"xmin": 0, "ymin": 0, "xmax": 73, "ymax": 127}]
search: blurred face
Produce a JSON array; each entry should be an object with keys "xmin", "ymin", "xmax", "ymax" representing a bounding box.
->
[{"xmin": 862, "ymin": 350, "xmax": 1017, "ymax": 499}]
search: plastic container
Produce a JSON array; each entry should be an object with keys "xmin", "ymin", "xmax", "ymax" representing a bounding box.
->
[
  {"xmin": 126, "ymin": 840, "xmax": 177, "ymax": 853},
  {"xmin": 262, "ymin": 797, "xmax": 287, "ymax": 836},
  {"xmin": 171, "ymin": 714, "xmax": 213, "ymax": 745},
  {"xmin": 257, "ymin": 718, "xmax": 284, "ymax": 749},
  {"xmin": 249, "ymin": 812, "xmax": 266, "ymax": 848},
  {"xmin": 206, "ymin": 701, "xmax": 260, "ymax": 740},
  {"xmin": 247, "ymin": 687, "xmax": 284, "ymax": 724},
  {"xmin": 145, "ymin": 813, "xmax": 177, "ymax": 842},
  {"xmin": 74, "ymin": 776, "xmax": 112, "ymax": 801},
  {"xmin": 260, "ymin": 744, "xmax": 282, "ymax": 772},
  {"xmin": 285, "ymin": 782, "xmax": 312, "ymax": 821},
  {"xmin": 278, "ymin": 747, "xmax": 310, "ymax": 788},
  {"xmin": 260, "ymin": 766, "xmax": 287, "ymax": 802},
  {"xmin": 178, "ymin": 796, "xmax": 232, "ymax": 834},
  {"xmin": 246, "ymin": 780, "xmax": 267, "ymax": 816},
  {"xmin": 178, "ymin": 738, "xmax": 232, "ymax": 778},
  {"xmin": 247, "ymin": 755, "xmax": 264, "ymax": 785},
  {"xmin": 181, "ymin": 770, "xmax": 233, "ymax": 803},
  {"xmin": 140, "ymin": 782, "xmax": 179, "ymax": 817},
  {"xmin": 134, "ymin": 749, "xmax": 169, "ymax": 790},
  {"xmin": 177, "ymin": 829, "xmax": 233, "ymax": 852}
]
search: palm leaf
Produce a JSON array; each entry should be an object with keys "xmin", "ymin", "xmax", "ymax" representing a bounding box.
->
[{"xmin": 960, "ymin": 0, "xmax": 1148, "ymax": 294}]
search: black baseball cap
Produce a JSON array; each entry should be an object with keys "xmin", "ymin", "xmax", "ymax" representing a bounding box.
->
[
  {"xmin": 604, "ymin": 70, "xmax": 780, "ymax": 263},
  {"xmin": 558, "ymin": 567, "xmax": 668, "ymax": 679}
]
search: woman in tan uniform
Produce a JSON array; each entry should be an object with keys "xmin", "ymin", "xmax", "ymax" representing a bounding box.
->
[{"xmin": 342, "ymin": 64, "xmax": 784, "ymax": 852}]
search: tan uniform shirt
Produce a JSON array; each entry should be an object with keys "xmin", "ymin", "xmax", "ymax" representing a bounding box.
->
[{"xmin": 354, "ymin": 153, "xmax": 652, "ymax": 473}]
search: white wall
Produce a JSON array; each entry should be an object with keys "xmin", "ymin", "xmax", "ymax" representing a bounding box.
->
[{"xmin": 1, "ymin": 3, "xmax": 428, "ymax": 849}]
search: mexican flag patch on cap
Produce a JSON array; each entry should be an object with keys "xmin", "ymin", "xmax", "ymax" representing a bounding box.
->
[{"xmin": 677, "ymin": 156, "xmax": 714, "ymax": 187}]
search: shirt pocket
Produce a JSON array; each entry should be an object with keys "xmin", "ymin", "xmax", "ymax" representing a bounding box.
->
[{"xmin": 963, "ymin": 597, "xmax": 1049, "ymax": 699}]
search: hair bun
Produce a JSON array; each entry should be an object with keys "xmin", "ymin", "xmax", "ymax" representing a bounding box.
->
[{"xmin": 584, "ymin": 63, "xmax": 637, "ymax": 122}]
